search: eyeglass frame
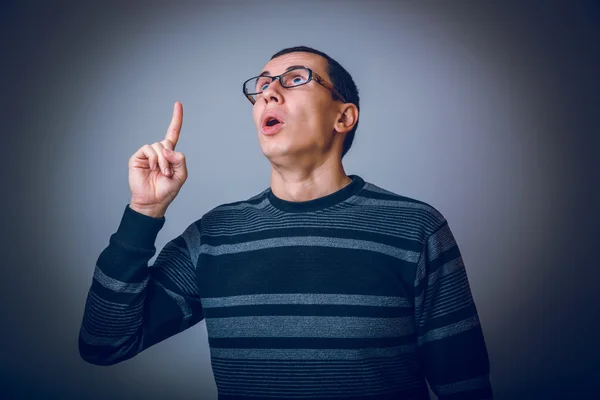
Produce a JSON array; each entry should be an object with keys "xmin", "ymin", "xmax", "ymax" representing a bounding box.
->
[{"xmin": 243, "ymin": 67, "xmax": 347, "ymax": 105}]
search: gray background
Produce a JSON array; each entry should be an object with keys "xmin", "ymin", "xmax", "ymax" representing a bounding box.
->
[{"xmin": 2, "ymin": 1, "xmax": 599, "ymax": 399}]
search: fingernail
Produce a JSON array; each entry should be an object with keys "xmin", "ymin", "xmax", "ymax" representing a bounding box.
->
[
  {"xmin": 164, "ymin": 148, "xmax": 172, "ymax": 155},
  {"xmin": 164, "ymin": 167, "xmax": 170, "ymax": 175}
]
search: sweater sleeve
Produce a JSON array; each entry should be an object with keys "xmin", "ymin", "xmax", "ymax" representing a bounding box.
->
[
  {"xmin": 78, "ymin": 205, "xmax": 204, "ymax": 366},
  {"xmin": 414, "ymin": 220, "xmax": 493, "ymax": 399}
]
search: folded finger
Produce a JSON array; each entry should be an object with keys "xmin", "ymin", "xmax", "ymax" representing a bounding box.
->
[
  {"xmin": 133, "ymin": 144, "xmax": 158, "ymax": 171},
  {"xmin": 151, "ymin": 142, "xmax": 171, "ymax": 176}
]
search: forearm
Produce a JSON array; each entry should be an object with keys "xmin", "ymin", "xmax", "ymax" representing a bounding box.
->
[{"xmin": 79, "ymin": 205, "xmax": 165, "ymax": 365}]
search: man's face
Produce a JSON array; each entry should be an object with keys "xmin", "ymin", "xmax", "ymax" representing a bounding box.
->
[{"xmin": 252, "ymin": 52, "xmax": 343, "ymax": 164}]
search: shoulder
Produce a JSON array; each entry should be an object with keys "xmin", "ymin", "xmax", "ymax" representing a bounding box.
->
[
  {"xmin": 200, "ymin": 187, "xmax": 271, "ymax": 221},
  {"xmin": 357, "ymin": 178, "xmax": 448, "ymax": 236},
  {"xmin": 173, "ymin": 188, "xmax": 271, "ymax": 248}
]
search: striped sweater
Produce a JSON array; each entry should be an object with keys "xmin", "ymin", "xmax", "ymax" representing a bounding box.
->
[{"xmin": 79, "ymin": 175, "xmax": 492, "ymax": 399}]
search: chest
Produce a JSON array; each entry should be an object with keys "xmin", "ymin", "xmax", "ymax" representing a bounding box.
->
[{"xmin": 196, "ymin": 240, "xmax": 416, "ymax": 301}]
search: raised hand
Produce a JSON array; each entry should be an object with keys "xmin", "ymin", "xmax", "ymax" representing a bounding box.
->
[{"xmin": 128, "ymin": 102, "xmax": 188, "ymax": 218}]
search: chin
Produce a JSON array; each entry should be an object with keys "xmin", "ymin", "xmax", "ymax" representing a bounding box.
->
[
  {"xmin": 257, "ymin": 130, "xmax": 312, "ymax": 162},
  {"xmin": 260, "ymin": 144, "xmax": 287, "ymax": 160},
  {"xmin": 259, "ymin": 141, "xmax": 298, "ymax": 162}
]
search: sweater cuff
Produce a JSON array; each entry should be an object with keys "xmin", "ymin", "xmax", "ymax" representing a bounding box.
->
[{"xmin": 113, "ymin": 204, "xmax": 166, "ymax": 249}]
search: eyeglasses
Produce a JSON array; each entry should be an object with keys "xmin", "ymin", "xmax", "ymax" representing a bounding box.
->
[{"xmin": 243, "ymin": 67, "xmax": 346, "ymax": 105}]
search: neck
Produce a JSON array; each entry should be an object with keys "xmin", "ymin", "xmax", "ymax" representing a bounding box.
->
[{"xmin": 269, "ymin": 157, "xmax": 351, "ymax": 202}]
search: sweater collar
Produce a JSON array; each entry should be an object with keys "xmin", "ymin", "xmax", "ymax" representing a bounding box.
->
[{"xmin": 268, "ymin": 175, "xmax": 365, "ymax": 213}]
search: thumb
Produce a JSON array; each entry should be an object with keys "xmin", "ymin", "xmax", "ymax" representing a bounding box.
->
[{"xmin": 162, "ymin": 148, "xmax": 186, "ymax": 169}]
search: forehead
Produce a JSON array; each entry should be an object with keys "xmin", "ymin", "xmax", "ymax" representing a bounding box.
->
[{"xmin": 260, "ymin": 52, "xmax": 328, "ymax": 77}]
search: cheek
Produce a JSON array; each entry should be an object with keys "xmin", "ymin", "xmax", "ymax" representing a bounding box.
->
[
  {"xmin": 252, "ymin": 103, "xmax": 265, "ymax": 126},
  {"xmin": 304, "ymin": 104, "xmax": 335, "ymax": 133}
]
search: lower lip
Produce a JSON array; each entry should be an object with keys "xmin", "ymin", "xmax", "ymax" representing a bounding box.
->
[{"xmin": 261, "ymin": 123, "xmax": 284, "ymax": 135}]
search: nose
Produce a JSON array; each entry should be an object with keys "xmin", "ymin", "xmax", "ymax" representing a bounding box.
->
[{"xmin": 261, "ymin": 77, "xmax": 284, "ymax": 104}]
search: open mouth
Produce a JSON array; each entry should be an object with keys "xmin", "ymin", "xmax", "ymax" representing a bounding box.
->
[{"xmin": 265, "ymin": 117, "xmax": 282, "ymax": 127}]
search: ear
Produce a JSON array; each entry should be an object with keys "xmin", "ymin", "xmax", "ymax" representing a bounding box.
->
[{"xmin": 334, "ymin": 104, "xmax": 359, "ymax": 134}]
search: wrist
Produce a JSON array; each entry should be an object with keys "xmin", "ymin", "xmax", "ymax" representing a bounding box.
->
[{"xmin": 129, "ymin": 202, "xmax": 166, "ymax": 219}]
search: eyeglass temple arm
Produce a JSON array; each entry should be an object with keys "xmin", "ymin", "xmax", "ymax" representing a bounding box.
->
[{"xmin": 313, "ymin": 73, "xmax": 346, "ymax": 103}]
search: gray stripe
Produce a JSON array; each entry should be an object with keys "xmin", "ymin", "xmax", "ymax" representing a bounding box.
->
[
  {"xmin": 210, "ymin": 344, "xmax": 417, "ymax": 360},
  {"xmin": 79, "ymin": 325, "xmax": 132, "ymax": 347},
  {"xmin": 202, "ymin": 293, "xmax": 411, "ymax": 308},
  {"xmin": 204, "ymin": 205, "xmax": 435, "ymax": 226},
  {"xmin": 427, "ymin": 223, "xmax": 457, "ymax": 260},
  {"xmin": 88, "ymin": 291, "xmax": 143, "ymax": 311},
  {"xmin": 431, "ymin": 299, "xmax": 474, "ymax": 320},
  {"xmin": 417, "ymin": 315, "xmax": 480, "ymax": 345},
  {"xmin": 415, "ymin": 258, "xmax": 464, "ymax": 311},
  {"xmin": 435, "ymin": 268, "xmax": 469, "ymax": 298},
  {"xmin": 348, "ymin": 195, "xmax": 445, "ymax": 217},
  {"xmin": 202, "ymin": 216, "xmax": 429, "ymax": 241},
  {"xmin": 206, "ymin": 206, "xmax": 434, "ymax": 225},
  {"xmin": 212, "ymin": 369, "xmax": 410, "ymax": 381},
  {"xmin": 181, "ymin": 222, "xmax": 202, "ymax": 270},
  {"xmin": 211, "ymin": 356, "xmax": 416, "ymax": 369},
  {"xmin": 430, "ymin": 273, "xmax": 473, "ymax": 318},
  {"xmin": 85, "ymin": 299, "xmax": 143, "ymax": 322},
  {"xmin": 200, "ymin": 236, "xmax": 420, "ymax": 262},
  {"xmin": 362, "ymin": 183, "xmax": 400, "ymax": 196},
  {"xmin": 433, "ymin": 374, "xmax": 490, "ymax": 395},
  {"xmin": 201, "ymin": 199, "xmax": 441, "ymax": 242},
  {"xmin": 83, "ymin": 318, "xmax": 139, "ymax": 336},
  {"xmin": 156, "ymin": 247, "xmax": 198, "ymax": 295},
  {"xmin": 87, "ymin": 299, "xmax": 143, "ymax": 320},
  {"xmin": 415, "ymin": 250, "xmax": 427, "ymax": 287},
  {"xmin": 93, "ymin": 266, "xmax": 148, "ymax": 293},
  {"xmin": 211, "ymin": 360, "xmax": 418, "ymax": 379},
  {"xmin": 206, "ymin": 316, "xmax": 413, "ymax": 338},
  {"xmin": 214, "ymin": 376, "xmax": 410, "ymax": 390},
  {"xmin": 212, "ymin": 364, "xmax": 416, "ymax": 377},
  {"xmin": 208, "ymin": 196, "xmax": 271, "ymax": 213}
]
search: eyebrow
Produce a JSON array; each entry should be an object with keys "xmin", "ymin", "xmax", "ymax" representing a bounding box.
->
[{"xmin": 259, "ymin": 65, "xmax": 307, "ymax": 77}]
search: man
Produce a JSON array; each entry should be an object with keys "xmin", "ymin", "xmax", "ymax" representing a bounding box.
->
[{"xmin": 79, "ymin": 46, "xmax": 493, "ymax": 399}]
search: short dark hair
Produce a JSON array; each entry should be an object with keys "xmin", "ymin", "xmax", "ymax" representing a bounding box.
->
[{"xmin": 270, "ymin": 46, "xmax": 360, "ymax": 159}]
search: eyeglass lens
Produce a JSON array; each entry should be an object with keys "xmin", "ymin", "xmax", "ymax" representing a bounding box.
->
[{"xmin": 245, "ymin": 69, "xmax": 311, "ymax": 101}]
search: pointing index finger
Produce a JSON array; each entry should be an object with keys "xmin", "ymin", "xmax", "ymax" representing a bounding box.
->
[{"xmin": 165, "ymin": 101, "xmax": 183, "ymax": 149}]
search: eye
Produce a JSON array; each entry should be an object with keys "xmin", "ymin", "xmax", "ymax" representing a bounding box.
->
[
  {"xmin": 255, "ymin": 77, "xmax": 271, "ymax": 92},
  {"xmin": 292, "ymin": 75, "xmax": 307, "ymax": 85}
]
